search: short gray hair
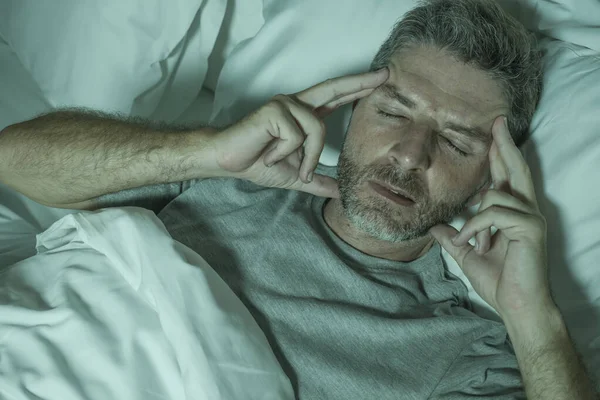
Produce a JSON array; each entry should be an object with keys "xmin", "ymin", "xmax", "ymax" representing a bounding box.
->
[{"xmin": 370, "ymin": 0, "xmax": 543, "ymax": 147}]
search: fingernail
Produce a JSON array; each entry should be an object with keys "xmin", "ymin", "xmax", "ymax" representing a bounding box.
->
[{"xmin": 308, "ymin": 172, "xmax": 313, "ymax": 182}]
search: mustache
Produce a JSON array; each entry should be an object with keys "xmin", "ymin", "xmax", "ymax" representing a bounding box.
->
[{"xmin": 366, "ymin": 165, "xmax": 425, "ymax": 201}]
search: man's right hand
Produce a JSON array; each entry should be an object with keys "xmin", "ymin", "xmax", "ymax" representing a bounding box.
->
[{"xmin": 212, "ymin": 68, "xmax": 389, "ymax": 198}]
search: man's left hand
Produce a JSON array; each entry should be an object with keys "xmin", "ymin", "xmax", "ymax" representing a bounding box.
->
[{"xmin": 429, "ymin": 116, "xmax": 554, "ymax": 320}]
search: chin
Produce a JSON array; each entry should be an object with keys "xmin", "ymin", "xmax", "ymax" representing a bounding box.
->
[{"xmin": 342, "ymin": 195, "xmax": 427, "ymax": 242}]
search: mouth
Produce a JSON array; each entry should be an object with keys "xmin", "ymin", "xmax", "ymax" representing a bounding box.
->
[{"xmin": 369, "ymin": 180, "xmax": 416, "ymax": 206}]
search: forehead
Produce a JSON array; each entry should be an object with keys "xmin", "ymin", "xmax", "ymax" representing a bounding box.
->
[{"xmin": 385, "ymin": 46, "xmax": 508, "ymax": 125}]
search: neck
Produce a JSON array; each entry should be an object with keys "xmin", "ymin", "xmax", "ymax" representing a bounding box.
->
[{"xmin": 323, "ymin": 198, "xmax": 435, "ymax": 262}]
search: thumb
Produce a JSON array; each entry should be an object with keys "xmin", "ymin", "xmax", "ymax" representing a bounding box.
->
[
  {"xmin": 429, "ymin": 224, "xmax": 468, "ymax": 263},
  {"xmin": 296, "ymin": 174, "xmax": 340, "ymax": 198}
]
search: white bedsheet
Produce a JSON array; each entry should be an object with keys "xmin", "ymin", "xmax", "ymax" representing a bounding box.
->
[{"xmin": 0, "ymin": 208, "xmax": 294, "ymax": 400}]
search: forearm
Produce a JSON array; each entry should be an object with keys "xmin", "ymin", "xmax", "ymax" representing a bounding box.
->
[
  {"xmin": 0, "ymin": 110, "xmax": 221, "ymax": 206},
  {"xmin": 504, "ymin": 305, "xmax": 598, "ymax": 399}
]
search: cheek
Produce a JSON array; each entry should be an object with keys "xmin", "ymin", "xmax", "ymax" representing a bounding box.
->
[
  {"xmin": 428, "ymin": 161, "xmax": 486, "ymax": 202},
  {"xmin": 345, "ymin": 111, "xmax": 391, "ymax": 157}
]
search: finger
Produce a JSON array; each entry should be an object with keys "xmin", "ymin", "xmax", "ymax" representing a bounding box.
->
[
  {"xmin": 453, "ymin": 205, "xmax": 542, "ymax": 247},
  {"xmin": 473, "ymin": 188, "xmax": 532, "ymax": 255},
  {"xmin": 473, "ymin": 187, "xmax": 491, "ymax": 254},
  {"xmin": 314, "ymin": 87, "xmax": 377, "ymax": 118},
  {"xmin": 282, "ymin": 97, "xmax": 327, "ymax": 183},
  {"xmin": 430, "ymin": 224, "xmax": 499, "ymax": 294},
  {"xmin": 291, "ymin": 173, "xmax": 340, "ymax": 199},
  {"xmin": 295, "ymin": 68, "xmax": 389, "ymax": 109},
  {"xmin": 478, "ymin": 189, "xmax": 532, "ymax": 215},
  {"xmin": 297, "ymin": 145, "xmax": 305, "ymax": 163},
  {"xmin": 429, "ymin": 224, "xmax": 474, "ymax": 265},
  {"xmin": 492, "ymin": 117, "xmax": 538, "ymax": 207},
  {"xmin": 262, "ymin": 101, "xmax": 306, "ymax": 167},
  {"xmin": 489, "ymin": 140, "xmax": 510, "ymax": 194},
  {"xmin": 261, "ymin": 138, "xmax": 280, "ymax": 166},
  {"xmin": 474, "ymin": 228, "xmax": 491, "ymax": 255}
]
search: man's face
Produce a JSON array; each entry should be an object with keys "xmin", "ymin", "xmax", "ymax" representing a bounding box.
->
[{"xmin": 337, "ymin": 45, "xmax": 509, "ymax": 242}]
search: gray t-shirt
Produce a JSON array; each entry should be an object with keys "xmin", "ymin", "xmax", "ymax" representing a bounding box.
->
[{"xmin": 96, "ymin": 164, "xmax": 524, "ymax": 399}]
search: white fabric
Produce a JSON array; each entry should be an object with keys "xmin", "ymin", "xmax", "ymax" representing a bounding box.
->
[
  {"xmin": 204, "ymin": 0, "xmax": 264, "ymax": 92},
  {"xmin": 0, "ymin": 207, "xmax": 294, "ymax": 400},
  {"xmin": 0, "ymin": 0, "xmax": 225, "ymax": 119},
  {"xmin": 132, "ymin": 0, "xmax": 227, "ymax": 122},
  {"xmin": 210, "ymin": 0, "xmax": 600, "ymax": 383},
  {"xmin": 0, "ymin": 42, "xmax": 79, "ymax": 268},
  {"xmin": 523, "ymin": 0, "xmax": 600, "ymax": 53},
  {"xmin": 0, "ymin": 39, "xmax": 51, "ymax": 131},
  {"xmin": 0, "ymin": 179, "xmax": 77, "ymax": 269}
]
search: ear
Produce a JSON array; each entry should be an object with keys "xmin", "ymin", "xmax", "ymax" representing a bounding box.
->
[{"xmin": 467, "ymin": 180, "xmax": 492, "ymax": 207}]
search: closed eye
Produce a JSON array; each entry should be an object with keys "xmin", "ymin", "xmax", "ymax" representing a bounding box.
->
[
  {"xmin": 377, "ymin": 110, "xmax": 407, "ymax": 120},
  {"xmin": 442, "ymin": 137, "xmax": 468, "ymax": 156},
  {"xmin": 378, "ymin": 109, "xmax": 468, "ymax": 156}
]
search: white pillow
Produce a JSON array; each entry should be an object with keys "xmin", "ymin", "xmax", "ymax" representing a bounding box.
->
[
  {"xmin": 0, "ymin": 39, "xmax": 51, "ymax": 130},
  {"xmin": 133, "ymin": 0, "xmax": 228, "ymax": 122},
  {"xmin": 0, "ymin": 0, "xmax": 224, "ymax": 117},
  {"xmin": 523, "ymin": 38, "xmax": 600, "ymax": 385},
  {"xmin": 522, "ymin": 0, "xmax": 600, "ymax": 52},
  {"xmin": 204, "ymin": 0, "xmax": 264, "ymax": 93},
  {"xmin": 211, "ymin": 0, "xmax": 600, "ymax": 385}
]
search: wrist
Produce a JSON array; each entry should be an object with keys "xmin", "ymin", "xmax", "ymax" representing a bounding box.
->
[
  {"xmin": 184, "ymin": 127, "xmax": 233, "ymax": 180},
  {"xmin": 503, "ymin": 303, "xmax": 567, "ymax": 352}
]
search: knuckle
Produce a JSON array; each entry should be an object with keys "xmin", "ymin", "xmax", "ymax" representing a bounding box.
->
[
  {"xmin": 486, "ymin": 205, "xmax": 502, "ymax": 215},
  {"xmin": 266, "ymin": 99, "xmax": 287, "ymax": 114},
  {"xmin": 481, "ymin": 189, "xmax": 496, "ymax": 203},
  {"xmin": 289, "ymin": 130, "xmax": 304, "ymax": 143},
  {"xmin": 324, "ymin": 78, "xmax": 341, "ymax": 97},
  {"xmin": 272, "ymin": 94, "xmax": 288, "ymax": 102},
  {"xmin": 482, "ymin": 189, "xmax": 505, "ymax": 203},
  {"xmin": 528, "ymin": 218, "xmax": 546, "ymax": 238},
  {"xmin": 286, "ymin": 93, "xmax": 301, "ymax": 104}
]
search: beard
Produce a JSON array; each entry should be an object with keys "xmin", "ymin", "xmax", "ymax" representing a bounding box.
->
[{"xmin": 336, "ymin": 144, "xmax": 481, "ymax": 243}]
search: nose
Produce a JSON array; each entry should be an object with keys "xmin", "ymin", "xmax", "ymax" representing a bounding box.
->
[{"xmin": 388, "ymin": 123, "xmax": 433, "ymax": 172}]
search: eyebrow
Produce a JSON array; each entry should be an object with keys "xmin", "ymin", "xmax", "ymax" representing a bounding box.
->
[
  {"xmin": 379, "ymin": 83, "xmax": 417, "ymax": 108},
  {"xmin": 377, "ymin": 83, "xmax": 490, "ymax": 144},
  {"xmin": 445, "ymin": 123, "xmax": 490, "ymax": 144}
]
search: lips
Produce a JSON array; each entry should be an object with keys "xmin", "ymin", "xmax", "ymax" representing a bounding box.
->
[
  {"xmin": 375, "ymin": 181, "xmax": 416, "ymax": 202},
  {"xmin": 369, "ymin": 181, "xmax": 416, "ymax": 206}
]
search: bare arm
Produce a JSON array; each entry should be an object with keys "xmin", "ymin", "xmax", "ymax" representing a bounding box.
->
[
  {"xmin": 0, "ymin": 110, "xmax": 221, "ymax": 209},
  {"xmin": 504, "ymin": 305, "xmax": 598, "ymax": 399},
  {"xmin": 0, "ymin": 71, "xmax": 388, "ymax": 209}
]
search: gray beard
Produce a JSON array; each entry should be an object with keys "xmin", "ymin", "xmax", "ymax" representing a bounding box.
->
[{"xmin": 336, "ymin": 146, "xmax": 480, "ymax": 243}]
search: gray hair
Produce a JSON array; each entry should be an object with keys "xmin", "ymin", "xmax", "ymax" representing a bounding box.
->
[{"xmin": 370, "ymin": 0, "xmax": 543, "ymax": 147}]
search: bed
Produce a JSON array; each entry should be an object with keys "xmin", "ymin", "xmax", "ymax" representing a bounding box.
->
[{"xmin": 1, "ymin": 0, "xmax": 599, "ymax": 397}]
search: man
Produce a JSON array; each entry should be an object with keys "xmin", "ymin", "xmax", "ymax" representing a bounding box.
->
[{"xmin": 0, "ymin": 0, "xmax": 597, "ymax": 398}]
